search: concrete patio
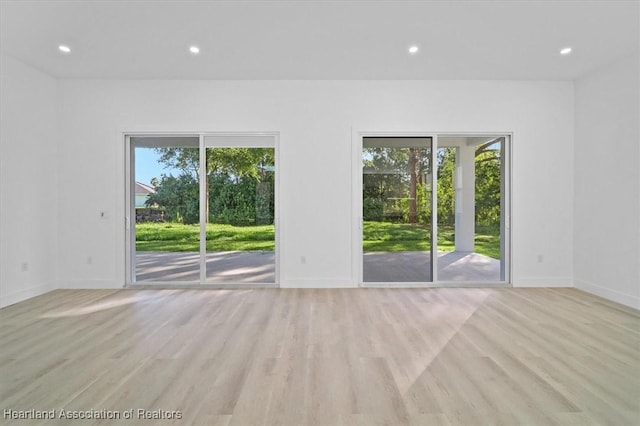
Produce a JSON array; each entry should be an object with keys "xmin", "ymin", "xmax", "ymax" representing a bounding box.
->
[
  {"xmin": 135, "ymin": 250, "xmax": 501, "ymax": 283},
  {"xmin": 363, "ymin": 250, "xmax": 501, "ymax": 282},
  {"xmin": 136, "ymin": 251, "xmax": 276, "ymax": 283}
]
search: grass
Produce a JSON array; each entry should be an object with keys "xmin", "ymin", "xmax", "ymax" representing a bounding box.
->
[
  {"xmin": 362, "ymin": 221, "xmax": 500, "ymax": 259},
  {"xmin": 136, "ymin": 221, "xmax": 501, "ymax": 259},
  {"xmin": 136, "ymin": 223, "xmax": 275, "ymax": 252},
  {"xmin": 473, "ymin": 224, "xmax": 501, "ymax": 259}
]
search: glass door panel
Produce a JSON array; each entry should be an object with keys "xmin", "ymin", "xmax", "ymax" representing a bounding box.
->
[
  {"xmin": 205, "ymin": 146, "xmax": 276, "ymax": 283},
  {"xmin": 362, "ymin": 137, "xmax": 433, "ymax": 282},
  {"xmin": 436, "ymin": 136, "xmax": 506, "ymax": 282},
  {"xmin": 131, "ymin": 136, "xmax": 200, "ymax": 282}
]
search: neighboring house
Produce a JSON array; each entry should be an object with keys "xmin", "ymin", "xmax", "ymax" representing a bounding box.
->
[
  {"xmin": 135, "ymin": 181, "xmax": 155, "ymax": 207},
  {"xmin": 135, "ymin": 182, "xmax": 164, "ymax": 222}
]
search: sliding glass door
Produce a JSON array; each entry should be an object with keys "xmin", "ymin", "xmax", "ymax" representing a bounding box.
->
[
  {"xmin": 362, "ymin": 137, "xmax": 434, "ymax": 283},
  {"xmin": 126, "ymin": 134, "xmax": 277, "ymax": 285},
  {"xmin": 360, "ymin": 134, "xmax": 510, "ymax": 285}
]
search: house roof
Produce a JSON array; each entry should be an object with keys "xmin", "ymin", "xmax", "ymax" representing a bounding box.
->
[{"xmin": 135, "ymin": 182, "xmax": 155, "ymax": 196}]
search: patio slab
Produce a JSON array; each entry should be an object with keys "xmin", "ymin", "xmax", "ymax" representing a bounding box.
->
[
  {"xmin": 363, "ymin": 251, "xmax": 500, "ymax": 282},
  {"xmin": 135, "ymin": 250, "xmax": 500, "ymax": 284},
  {"xmin": 136, "ymin": 251, "xmax": 275, "ymax": 283}
]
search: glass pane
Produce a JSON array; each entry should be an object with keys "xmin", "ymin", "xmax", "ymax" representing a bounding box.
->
[
  {"xmin": 437, "ymin": 137, "xmax": 503, "ymax": 281},
  {"xmin": 206, "ymin": 147, "xmax": 275, "ymax": 283},
  {"xmin": 133, "ymin": 139, "xmax": 200, "ymax": 282},
  {"xmin": 362, "ymin": 138, "xmax": 433, "ymax": 282}
]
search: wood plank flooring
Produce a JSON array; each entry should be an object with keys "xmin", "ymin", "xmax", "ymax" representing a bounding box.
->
[{"xmin": 1, "ymin": 288, "xmax": 638, "ymax": 425}]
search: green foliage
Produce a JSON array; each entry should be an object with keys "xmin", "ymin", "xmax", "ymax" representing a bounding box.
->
[
  {"xmin": 415, "ymin": 183, "xmax": 431, "ymax": 224},
  {"xmin": 474, "ymin": 224, "xmax": 501, "ymax": 259},
  {"xmin": 363, "ymin": 221, "xmax": 431, "ymax": 251},
  {"xmin": 363, "ymin": 221, "xmax": 500, "ymax": 259},
  {"xmin": 207, "ymin": 172, "xmax": 274, "ymax": 226},
  {"xmin": 145, "ymin": 143, "xmax": 502, "ymax": 257},
  {"xmin": 208, "ymin": 147, "xmax": 274, "ymax": 178},
  {"xmin": 475, "ymin": 149, "xmax": 501, "ymax": 225},
  {"xmin": 360, "ymin": 141, "xmax": 502, "ymax": 258},
  {"xmin": 363, "ymin": 143, "xmax": 502, "ymax": 239},
  {"xmin": 146, "ymin": 174, "xmax": 199, "ymax": 224},
  {"xmin": 136, "ymin": 223, "xmax": 275, "ymax": 252},
  {"xmin": 362, "ymin": 146, "xmax": 431, "ymax": 224},
  {"xmin": 255, "ymin": 181, "xmax": 273, "ymax": 225},
  {"xmin": 156, "ymin": 147, "xmax": 200, "ymax": 180},
  {"xmin": 148, "ymin": 147, "xmax": 275, "ymax": 226},
  {"xmin": 135, "ymin": 220, "xmax": 499, "ymax": 259},
  {"xmin": 363, "ymin": 198, "xmax": 384, "ymax": 221},
  {"xmin": 208, "ymin": 173, "xmax": 255, "ymax": 225},
  {"xmin": 436, "ymin": 147, "xmax": 456, "ymax": 225}
]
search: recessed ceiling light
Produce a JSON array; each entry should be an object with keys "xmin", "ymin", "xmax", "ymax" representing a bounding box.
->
[
  {"xmin": 189, "ymin": 46, "xmax": 200, "ymax": 55},
  {"xmin": 58, "ymin": 45, "xmax": 71, "ymax": 54},
  {"xmin": 408, "ymin": 45, "xmax": 419, "ymax": 54},
  {"xmin": 560, "ymin": 47, "xmax": 572, "ymax": 55}
]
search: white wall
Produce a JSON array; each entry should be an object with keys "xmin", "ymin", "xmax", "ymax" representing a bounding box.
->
[
  {"xmin": 6, "ymin": 54, "xmax": 638, "ymax": 308},
  {"xmin": 0, "ymin": 54, "xmax": 58, "ymax": 307},
  {"xmin": 56, "ymin": 79, "xmax": 574, "ymax": 289},
  {"xmin": 574, "ymin": 52, "xmax": 640, "ymax": 308}
]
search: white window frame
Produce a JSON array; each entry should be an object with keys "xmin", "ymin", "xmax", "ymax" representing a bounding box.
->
[
  {"xmin": 124, "ymin": 131, "xmax": 280, "ymax": 287},
  {"xmin": 352, "ymin": 130, "xmax": 512, "ymax": 287}
]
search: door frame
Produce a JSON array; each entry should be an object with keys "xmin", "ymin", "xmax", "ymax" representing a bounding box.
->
[
  {"xmin": 352, "ymin": 130, "xmax": 512, "ymax": 287},
  {"xmin": 124, "ymin": 131, "xmax": 280, "ymax": 287}
]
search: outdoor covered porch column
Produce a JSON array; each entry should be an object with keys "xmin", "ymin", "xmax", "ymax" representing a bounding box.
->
[{"xmin": 454, "ymin": 142, "xmax": 475, "ymax": 252}]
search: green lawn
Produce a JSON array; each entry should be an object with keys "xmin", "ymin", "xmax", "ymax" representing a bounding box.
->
[
  {"xmin": 363, "ymin": 221, "xmax": 500, "ymax": 259},
  {"xmin": 136, "ymin": 223, "xmax": 275, "ymax": 252},
  {"xmin": 136, "ymin": 221, "xmax": 500, "ymax": 259}
]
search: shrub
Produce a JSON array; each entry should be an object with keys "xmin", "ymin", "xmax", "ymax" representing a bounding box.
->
[{"xmin": 363, "ymin": 198, "xmax": 384, "ymax": 221}]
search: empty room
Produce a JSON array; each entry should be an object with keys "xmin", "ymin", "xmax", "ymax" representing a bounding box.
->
[{"xmin": 1, "ymin": 1, "xmax": 638, "ymax": 425}]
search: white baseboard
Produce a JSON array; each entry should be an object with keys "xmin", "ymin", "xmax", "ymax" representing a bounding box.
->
[
  {"xmin": 62, "ymin": 279, "xmax": 357, "ymax": 289},
  {"xmin": 513, "ymin": 277, "xmax": 573, "ymax": 288},
  {"xmin": 0, "ymin": 282, "xmax": 55, "ymax": 308},
  {"xmin": 575, "ymin": 278, "xmax": 640, "ymax": 309},
  {"xmin": 280, "ymin": 278, "xmax": 356, "ymax": 288},
  {"xmin": 363, "ymin": 282, "xmax": 510, "ymax": 288},
  {"xmin": 58, "ymin": 279, "xmax": 123, "ymax": 289}
]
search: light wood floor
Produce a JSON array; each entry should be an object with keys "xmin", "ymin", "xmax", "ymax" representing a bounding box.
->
[{"xmin": 1, "ymin": 288, "xmax": 638, "ymax": 425}]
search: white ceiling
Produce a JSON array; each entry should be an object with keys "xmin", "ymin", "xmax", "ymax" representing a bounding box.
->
[{"xmin": 1, "ymin": 0, "xmax": 638, "ymax": 80}]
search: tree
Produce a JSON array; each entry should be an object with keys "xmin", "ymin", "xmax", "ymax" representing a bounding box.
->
[
  {"xmin": 436, "ymin": 147, "xmax": 456, "ymax": 226},
  {"xmin": 146, "ymin": 174, "xmax": 199, "ymax": 224},
  {"xmin": 474, "ymin": 141, "xmax": 501, "ymax": 225},
  {"xmin": 408, "ymin": 148, "xmax": 418, "ymax": 223},
  {"xmin": 435, "ymin": 141, "xmax": 502, "ymax": 227},
  {"xmin": 148, "ymin": 147, "xmax": 275, "ymax": 226},
  {"xmin": 156, "ymin": 147, "xmax": 200, "ymax": 180},
  {"xmin": 363, "ymin": 146, "xmax": 430, "ymax": 224}
]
